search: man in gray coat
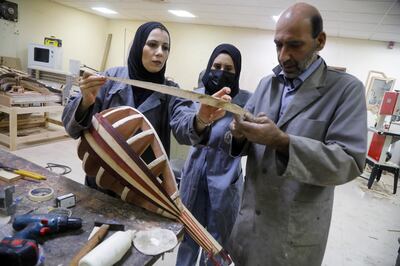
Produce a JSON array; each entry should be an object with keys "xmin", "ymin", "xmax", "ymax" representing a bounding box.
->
[{"xmin": 228, "ymin": 2, "xmax": 367, "ymax": 266}]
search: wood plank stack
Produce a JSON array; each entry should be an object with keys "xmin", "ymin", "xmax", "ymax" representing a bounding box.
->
[{"xmin": 0, "ymin": 66, "xmax": 61, "ymax": 107}]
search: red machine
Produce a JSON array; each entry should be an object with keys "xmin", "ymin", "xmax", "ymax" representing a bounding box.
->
[
  {"xmin": 368, "ymin": 91, "xmax": 400, "ymax": 163},
  {"xmin": 367, "ymin": 90, "xmax": 400, "ymax": 194}
]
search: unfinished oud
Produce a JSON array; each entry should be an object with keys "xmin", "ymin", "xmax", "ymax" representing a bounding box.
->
[{"xmin": 77, "ymin": 106, "xmax": 232, "ymax": 265}]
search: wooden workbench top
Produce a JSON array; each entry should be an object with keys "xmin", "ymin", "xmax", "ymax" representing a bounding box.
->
[{"xmin": 0, "ymin": 148, "xmax": 183, "ymax": 265}]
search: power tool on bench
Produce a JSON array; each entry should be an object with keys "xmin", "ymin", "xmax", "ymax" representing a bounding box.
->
[{"xmin": 0, "ymin": 213, "xmax": 82, "ymax": 266}]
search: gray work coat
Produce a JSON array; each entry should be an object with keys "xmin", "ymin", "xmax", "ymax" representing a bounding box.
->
[
  {"xmin": 62, "ymin": 67, "xmax": 203, "ymax": 155},
  {"xmin": 179, "ymin": 89, "xmax": 252, "ymax": 245},
  {"xmin": 227, "ymin": 61, "xmax": 367, "ymax": 266}
]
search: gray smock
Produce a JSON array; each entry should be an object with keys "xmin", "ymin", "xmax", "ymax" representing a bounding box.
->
[
  {"xmin": 227, "ymin": 60, "xmax": 367, "ymax": 266},
  {"xmin": 62, "ymin": 66, "xmax": 204, "ymax": 168},
  {"xmin": 176, "ymin": 89, "xmax": 251, "ymax": 265}
]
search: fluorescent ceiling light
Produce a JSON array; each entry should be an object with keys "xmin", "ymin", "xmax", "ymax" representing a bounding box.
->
[
  {"xmin": 92, "ymin": 7, "xmax": 118, "ymax": 14},
  {"xmin": 272, "ymin": 13, "xmax": 281, "ymax": 22},
  {"xmin": 168, "ymin": 10, "xmax": 196, "ymax": 18}
]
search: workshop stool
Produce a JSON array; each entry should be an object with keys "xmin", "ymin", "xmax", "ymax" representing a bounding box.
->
[{"xmin": 366, "ymin": 157, "xmax": 399, "ymax": 194}]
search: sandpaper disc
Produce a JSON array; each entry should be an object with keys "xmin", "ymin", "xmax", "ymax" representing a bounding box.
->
[{"xmin": 133, "ymin": 228, "xmax": 178, "ymax": 255}]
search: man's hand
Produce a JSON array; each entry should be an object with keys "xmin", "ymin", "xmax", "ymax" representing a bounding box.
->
[
  {"xmin": 79, "ymin": 71, "xmax": 107, "ymax": 111},
  {"xmin": 230, "ymin": 114, "xmax": 246, "ymax": 141},
  {"xmin": 232, "ymin": 112, "xmax": 289, "ymax": 154}
]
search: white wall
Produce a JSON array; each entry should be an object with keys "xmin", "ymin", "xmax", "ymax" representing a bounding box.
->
[
  {"xmin": 105, "ymin": 20, "xmax": 400, "ymax": 93},
  {"xmin": 0, "ymin": 0, "xmax": 108, "ymax": 71},
  {"xmin": 321, "ymin": 37, "xmax": 400, "ymax": 87},
  {"xmin": 1, "ymin": 1, "xmax": 398, "ymax": 91},
  {"xmin": 2, "ymin": 1, "xmax": 399, "ymax": 159},
  {"xmin": 106, "ymin": 20, "xmax": 276, "ymax": 92}
]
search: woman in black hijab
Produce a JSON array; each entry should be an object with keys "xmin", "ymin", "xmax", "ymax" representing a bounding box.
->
[
  {"xmin": 127, "ymin": 21, "xmax": 170, "ymax": 106},
  {"xmin": 176, "ymin": 44, "xmax": 252, "ymax": 266},
  {"xmin": 201, "ymin": 44, "xmax": 242, "ymax": 98},
  {"xmin": 62, "ymin": 22, "xmax": 227, "ymax": 190}
]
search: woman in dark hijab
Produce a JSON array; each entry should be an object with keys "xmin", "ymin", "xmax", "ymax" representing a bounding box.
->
[
  {"xmin": 62, "ymin": 22, "xmax": 227, "ymax": 190},
  {"xmin": 201, "ymin": 44, "xmax": 242, "ymax": 98},
  {"xmin": 176, "ymin": 44, "xmax": 252, "ymax": 266},
  {"xmin": 127, "ymin": 22, "xmax": 170, "ymax": 106}
]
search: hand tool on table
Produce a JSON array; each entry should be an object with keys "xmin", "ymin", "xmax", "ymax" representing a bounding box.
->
[
  {"xmin": 0, "ymin": 213, "xmax": 82, "ymax": 266},
  {"xmin": 0, "ymin": 163, "xmax": 46, "ymax": 181},
  {"xmin": 0, "ymin": 185, "xmax": 16, "ymax": 215},
  {"xmin": 69, "ymin": 221, "xmax": 124, "ymax": 266}
]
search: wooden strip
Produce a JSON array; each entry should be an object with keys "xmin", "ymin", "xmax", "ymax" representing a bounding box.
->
[
  {"xmin": 96, "ymin": 114, "xmax": 180, "ymax": 212},
  {"xmin": 102, "ymin": 106, "xmax": 135, "ymax": 122},
  {"xmin": 81, "ymin": 137, "xmax": 159, "ymax": 209},
  {"xmin": 121, "ymin": 186, "xmax": 130, "ymax": 201},
  {"xmin": 87, "ymin": 124, "xmax": 180, "ymax": 216},
  {"xmin": 0, "ymin": 169, "xmax": 21, "ymax": 182},
  {"xmin": 126, "ymin": 129, "xmax": 153, "ymax": 155},
  {"xmin": 15, "ymin": 130, "xmax": 67, "ymax": 144},
  {"xmin": 0, "ymin": 105, "xmax": 63, "ymax": 115},
  {"xmin": 95, "ymin": 167, "xmax": 105, "ymax": 188},
  {"xmin": 106, "ymin": 76, "xmax": 249, "ymax": 116},
  {"xmin": 0, "ymin": 117, "xmax": 45, "ymax": 129},
  {"xmin": 147, "ymin": 155, "xmax": 167, "ymax": 177},
  {"xmin": 112, "ymin": 114, "xmax": 142, "ymax": 130},
  {"xmin": 112, "ymin": 114, "xmax": 142, "ymax": 142},
  {"xmin": 180, "ymin": 210, "xmax": 217, "ymax": 253},
  {"xmin": 20, "ymin": 80, "xmax": 50, "ymax": 94},
  {"xmin": 92, "ymin": 128, "xmax": 180, "ymax": 217},
  {"xmin": 129, "ymin": 108, "xmax": 179, "ymax": 197},
  {"xmin": 180, "ymin": 207, "xmax": 224, "ymax": 255},
  {"xmin": 69, "ymin": 224, "xmax": 110, "ymax": 266},
  {"xmin": 179, "ymin": 213, "xmax": 214, "ymax": 254},
  {"xmin": 86, "ymin": 128, "xmax": 179, "ymax": 217},
  {"xmin": 85, "ymin": 132, "xmax": 179, "ymax": 218}
]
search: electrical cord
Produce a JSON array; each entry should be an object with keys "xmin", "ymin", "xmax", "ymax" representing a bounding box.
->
[{"xmin": 45, "ymin": 163, "xmax": 72, "ymax": 175}]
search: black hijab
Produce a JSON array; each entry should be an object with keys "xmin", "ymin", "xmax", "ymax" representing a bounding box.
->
[
  {"xmin": 127, "ymin": 22, "xmax": 170, "ymax": 106},
  {"xmin": 201, "ymin": 43, "xmax": 241, "ymax": 97}
]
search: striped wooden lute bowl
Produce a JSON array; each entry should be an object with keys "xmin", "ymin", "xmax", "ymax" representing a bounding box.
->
[{"xmin": 77, "ymin": 106, "xmax": 231, "ymax": 265}]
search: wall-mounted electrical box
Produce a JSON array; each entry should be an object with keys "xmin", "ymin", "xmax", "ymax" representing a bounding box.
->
[{"xmin": 0, "ymin": 1, "xmax": 18, "ymax": 22}]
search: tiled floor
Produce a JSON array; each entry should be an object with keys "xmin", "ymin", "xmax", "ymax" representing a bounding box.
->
[{"xmin": 6, "ymin": 138, "xmax": 400, "ymax": 266}]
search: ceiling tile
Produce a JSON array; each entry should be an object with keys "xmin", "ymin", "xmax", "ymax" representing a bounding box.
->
[
  {"xmin": 338, "ymin": 29, "xmax": 372, "ymax": 39},
  {"xmin": 370, "ymin": 32, "xmax": 400, "ymax": 42},
  {"xmin": 51, "ymin": 0, "xmax": 400, "ymax": 42}
]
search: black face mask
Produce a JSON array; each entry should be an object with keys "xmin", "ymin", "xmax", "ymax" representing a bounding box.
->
[{"xmin": 204, "ymin": 69, "xmax": 238, "ymax": 97}]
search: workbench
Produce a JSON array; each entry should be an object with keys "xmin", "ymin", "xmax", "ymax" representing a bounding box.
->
[{"xmin": 0, "ymin": 148, "xmax": 183, "ymax": 265}]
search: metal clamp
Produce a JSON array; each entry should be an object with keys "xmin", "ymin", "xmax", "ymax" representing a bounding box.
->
[{"xmin": 0, "ymin": 185, "xmax": 16, "ymax": 216}]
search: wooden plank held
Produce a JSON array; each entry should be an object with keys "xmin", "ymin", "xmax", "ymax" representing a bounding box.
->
[{"xmin": 105, "ymin": 76, "xmax": 251, "ymax": 117}]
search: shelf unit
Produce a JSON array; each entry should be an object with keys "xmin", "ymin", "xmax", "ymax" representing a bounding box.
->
[{"xmin": 0, "ymin": 104, "xmax": 67, "ymax": 150}]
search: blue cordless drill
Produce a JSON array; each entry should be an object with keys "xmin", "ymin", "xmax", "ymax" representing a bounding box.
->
[{"xmin": 0, "ymin": 214, "xmax": 82, "ymax": 266}]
